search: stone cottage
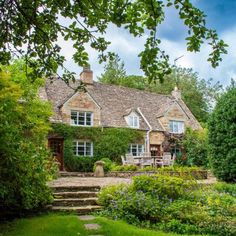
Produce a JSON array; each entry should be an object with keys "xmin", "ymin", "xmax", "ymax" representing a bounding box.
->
[{"xmin": 40, "ymin": 67, "xmax": 201, "ymax": 170}]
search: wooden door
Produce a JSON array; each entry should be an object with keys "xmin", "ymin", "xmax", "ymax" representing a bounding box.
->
[
  {"xmin": 150, "ymin": 144, "xmax": 161, "ymax": 157},
  {"xmin": 48, "ymin": 138, "xmax": 64, "ymax": 171}
]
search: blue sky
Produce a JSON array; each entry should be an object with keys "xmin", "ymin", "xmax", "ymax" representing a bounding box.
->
[{"xmin": 60, "ymin": 0, "xmax": 236, "ymax": 87}]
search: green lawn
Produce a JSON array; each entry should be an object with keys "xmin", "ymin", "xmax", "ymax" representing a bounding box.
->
[{"xmin": 0, "ymin": 213, "xmax": 180, "ymax": 236}]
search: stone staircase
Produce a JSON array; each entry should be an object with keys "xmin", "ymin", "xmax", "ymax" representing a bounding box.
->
[{"xmin": 50, "ymin": 185, "xmax": 102, "ymax": 214}]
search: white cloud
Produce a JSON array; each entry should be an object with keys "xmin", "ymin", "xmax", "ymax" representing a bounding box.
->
[{"xmin": 57, "ymin": 18, "xmax": 236, "ymax": 87}]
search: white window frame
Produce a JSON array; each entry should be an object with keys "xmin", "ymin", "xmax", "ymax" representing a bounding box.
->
[
  {"xmin": 70, "ymin": 110, "xmax": 93, "ymax": 126},
  {"xmin": 169, "ymin": 120, "xmax": 184, "ymax": 134},
  {"xmin": 126, "ymin": 113, "xmax": 140, "ymax": 128},
  {"xmin": 129, "ymin": 144, "xmax": 144, "ymax": 156},
  {"xmin": 73, "ymin": 140, "xmax": 93, "ymax": 157}
]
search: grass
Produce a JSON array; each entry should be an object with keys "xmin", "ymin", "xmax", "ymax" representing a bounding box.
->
[{"xmin": 0, "ymin": 213, "xmax": 180, "ymax": 236}]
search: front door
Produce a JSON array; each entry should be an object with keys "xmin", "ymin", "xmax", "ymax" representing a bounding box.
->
[
  {"xmin": 48, "ymin": 138, "xmax": 64, "ymax": 171},
  {"xmin": 150, "ymin": 144, "xmax": 161, "ymax": 157}
]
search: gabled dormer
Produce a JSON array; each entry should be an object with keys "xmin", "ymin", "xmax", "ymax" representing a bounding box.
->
[{"xmin": 124, "ymin": 111, "xmax": 140, "ymax": 129}]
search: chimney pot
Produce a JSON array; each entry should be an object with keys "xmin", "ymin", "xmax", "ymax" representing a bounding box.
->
[
  {"xmin": 80, "ymin": 65, "xmax": 93, "ymax": 84},
  {"xmin": 171, "ymin": 86, "xmax": 181, "ymax": 99}
]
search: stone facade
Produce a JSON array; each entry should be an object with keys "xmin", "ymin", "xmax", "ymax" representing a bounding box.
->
[
  {"xmin": 61, "ymin": 91, "xmax": 101, "ymax": 126},
  {"xmin": 158, "ymin": 102, "xmax": 195, "ymax": 132},
  {"xmin": 149, "ymin": 131, "xmax": 165, "ymax": 145}
]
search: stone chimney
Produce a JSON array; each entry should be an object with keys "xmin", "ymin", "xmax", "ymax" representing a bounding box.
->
[
  {"xmin": 80, "ymin": 65, "xmax": 93, "ymax": 84},
  {"xmin": 171, "ymin": 86, "xmax": 181, "ymax": 99}
]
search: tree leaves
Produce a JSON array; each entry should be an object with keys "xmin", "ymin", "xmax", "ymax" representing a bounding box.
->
[{"xmin": 0, "ymin": 0, "xmax": 227, "ymax": 82}]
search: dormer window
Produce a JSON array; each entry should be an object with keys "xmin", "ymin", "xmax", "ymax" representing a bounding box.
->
[
  {"xmin": 169, "ymin": 120, "xmax": 184, "ymax": 134},
  {"xmin": 71, "ymin": 110, "xmax": 93, "ymax": 126},
  {"xmin": 126, "ymin": 112, "xmax": 139, "ymax": 128}
]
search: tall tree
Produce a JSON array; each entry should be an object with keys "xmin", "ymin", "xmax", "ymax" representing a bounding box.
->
[
  {"xmin": 208, "ymin": 83, "xmax": 236, "ymax": 182},
  {"xmin": 0, "ymin": 0, "xmax": 227, "ymax": 82},
  {"xmin": 0, "ymin": 61, "xmax": 55, "ymax": 211},
  {"xmin": 98, "ymin": 54, "xmax": 126, "ymax": 84}
]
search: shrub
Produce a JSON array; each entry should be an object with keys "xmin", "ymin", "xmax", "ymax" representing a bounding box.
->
[
  {"xmin": 208, "ymin": 85, "xmax": 236, "ymax": 182},
  {"xmin": 98, "ymin": 174, "xmax": 236, "ymax": 235},
  {"xmin": 99, "ymin": 158, "xmax": 115, "ymax": 172},
  {"xmin": 132, "ymin": 175, "xmax": 197, "ymax": 201},
  {"xmin": 182, "ymin": 128, "xmax": 208, "ymax": 167},
  {"xmin": 111, "ymin": 165, "xmax": 138, "ymax": 171},
  {"xmin": 214, "ymin": 182, "xmax": 236, "ymax": 197},
  {"xmin": 0, "ymin": 61, "xmax": 55, "ymax": 212},
  {"xmin": 65, "ymin": 155, "xmax": 99, "ymax": 172}
]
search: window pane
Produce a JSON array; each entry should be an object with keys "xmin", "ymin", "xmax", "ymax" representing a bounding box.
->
[
  {"xmin": 138, "ymin": 145, "xmax": 143, "ymax": 156},
  {"xmin": 86, "ymin": 113, "xmax": 92, "ymax": 126},
  {"xmin": 131, "ymin": 144, "xmax": 137, "ymax": 156},
  {"xmin": 85, "ymin": 142, "xmax": 92, "ymax": 156},
  {"xmin": 71, "ymin": 111, "xmax": 78, "ymax": 125},
  {"xmin": 77, "ymin": 142, "xmax": 85, "ymax": 155},
  {"xmin": 133, "ymin": 117, "xmax": 138, "ymax": 127},
  {"xmin": 169, "ymin": 121, "xmax": 174, "ymax": 132},
  {"xmin": 78, "ymin": 112, "xmax": 85, "ymax": 125}
]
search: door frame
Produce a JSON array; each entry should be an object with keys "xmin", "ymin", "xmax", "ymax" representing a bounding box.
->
[{"xmin": 48, "ymin": 137, "xmax": 64, "ymax": 171}]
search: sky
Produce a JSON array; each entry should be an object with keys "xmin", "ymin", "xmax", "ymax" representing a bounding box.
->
[{"xmin": 60, "ymin": 0, "xmax": 236, "ymax": 87}]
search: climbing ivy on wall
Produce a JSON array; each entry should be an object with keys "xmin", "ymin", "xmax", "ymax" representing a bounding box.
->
[{"xmin": 51, "ymin": 123, "xmax": 144, "ymax": 171}]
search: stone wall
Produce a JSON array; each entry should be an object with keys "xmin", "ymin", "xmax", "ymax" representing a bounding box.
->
[
  {"xmin": 61, "ymin": 91, "xmax": 101, "ymax": 126},
  {"xmin": 149, "ymin": 131, "xmax": 165, "ymax": 145},
  {"xmin": 159, "ymin": 103, "xmax": 191, "ymax": 132}
]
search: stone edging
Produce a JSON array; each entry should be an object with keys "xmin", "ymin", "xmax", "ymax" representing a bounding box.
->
[{"xmin": 60, "ymin": 170, "xmax": 208, "ymax": 180}]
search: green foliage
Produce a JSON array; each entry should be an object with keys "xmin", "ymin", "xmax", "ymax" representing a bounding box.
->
[
  {"xmin": 0, "ymin": 61, "xmax": 55, "ymax": 211},
  {"xmin": 98, "ymin": 175, "xmax": 236, "ymax": 235},
  {"xmin": 52, "ymin": 123, "xmax": 143, "ymax": 171},
  {"xmin": 208, "ymin": 85, "xmax": 236, "ymax": 182},
  {"xmin": 111, "ymin": 165, "xmax": 139, "ymax": 171},
  {"xmin": 65, "ymin": 155, "xmax": 100, "ymax": 172},
  {"xmin": 182, "ymin": 128, "xmax": 208, "ymax": 167},
  {"xmin": 132, "ymin": 175, "xmax": 197, "ymax": 201},
  {"xmin": 98, "ymin": 54, "xmax": 126, "ymax": 85},
  {"xmin": 213, "ymin": 182, "xmax": 236, "ymax": 197},
  {"xmin": 96, "ymin": 158, "xmax": 116, "ymax": 173},
  {"xmin": 0, "ymin": 1, "xmax": 226, "ymax": 82}
]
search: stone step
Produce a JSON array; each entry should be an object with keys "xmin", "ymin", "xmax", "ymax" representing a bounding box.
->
[
  {"xmin": 51, "ymin": 205, "xmax": 102, "ymax": 214},
  {"xmin": 51, "ymin": 185, "xmax": 101, "ymax": 193},
  {"xmin": 54, "ymin": 191, "xmax": 98, "ymax": 199},
  {"xmin": 59, "ymin": 171, "xmax": 94, "ymax": 177},
  {"xmin": 53, "ymin": 198, "xmax": 98, "ymax": 207}
]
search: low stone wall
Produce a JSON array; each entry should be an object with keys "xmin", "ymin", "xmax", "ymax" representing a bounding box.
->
[
  {"xmin": 60, "ymin": 170, "xmax": 208, "ymax": 180},
  {"xmin": 106, "ymin": 170, "xmax": 208, "ymax": 180}
]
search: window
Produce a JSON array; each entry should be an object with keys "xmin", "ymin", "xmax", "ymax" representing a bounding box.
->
[
  {"xmin": 127, "ymin": 114, "xmax": 139, "ymax": 128},
  {"xmin": 71, "ymin": 111, "xmax": 93, "ymax": 126},
  {"xmin": 169, "ymin": 120, "xmax": 184, "ymax": 134},
  {"xmin": 129, "ymin": 144, "xmax": 144, "ymax": 156},
  {"xmin": 73, "ymin": 141, "xmax": 93, "ymax": 156}
]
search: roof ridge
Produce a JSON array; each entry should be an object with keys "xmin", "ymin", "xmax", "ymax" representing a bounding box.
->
[{"xmin": 93, "ymin": 81, "xmax": 173, "ymax": 98}]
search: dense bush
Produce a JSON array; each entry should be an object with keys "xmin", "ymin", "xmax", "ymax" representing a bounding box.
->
[
  {"xmin": 98, "ymin": 174, "xmax": 236, "ymax": 235},
  {"xmin": 182, "ymin": 128, "xmax": 208, "ymax": 167},
  {"xmin": 208, "ymin": 85, "xmax": 236, "ymax": 182},
  {"xmin": 65, "ymin": 155, "xmax": 100, "ymax": 172},
  {"xmin": 111, "ymin": 165, "xmax": 138, "ymax": 171},
  {"xmin": 0, "ymin": 61, "xmax": 55, "ymax": 212}
]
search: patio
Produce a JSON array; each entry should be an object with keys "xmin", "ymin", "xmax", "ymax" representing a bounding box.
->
[{"xmin": 122, "ymin": 152, "xmax": 175, "ymax": 168}]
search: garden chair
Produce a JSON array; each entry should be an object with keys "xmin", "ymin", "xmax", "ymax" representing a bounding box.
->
[
  {"xmin": 163, "ymin": 152, "xmax": 172, "ymax": 166},
  {"xmin": 139, "ymin": 152, "xmax": 152, "ymax": 168},
  {"xmin": 124, "ymin": 154, "xmax": 136, "ymax": 166},
  {"xmin": 121, "ymin": 156, "xmax": 128, "ymax": 165}
]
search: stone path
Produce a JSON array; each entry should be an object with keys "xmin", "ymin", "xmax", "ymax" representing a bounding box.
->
[
  {"xmin": 49, "ymin": 177, "xmax": 132, "ymax": 188},
  {"xmin": 78, "ymin": 215, "xmax": 104, "ymax": 236}
]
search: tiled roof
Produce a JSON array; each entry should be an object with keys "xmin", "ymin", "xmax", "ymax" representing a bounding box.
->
[{"xmin": 42, "ymin": 78, "xmax": 201, "ymax": 130}]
